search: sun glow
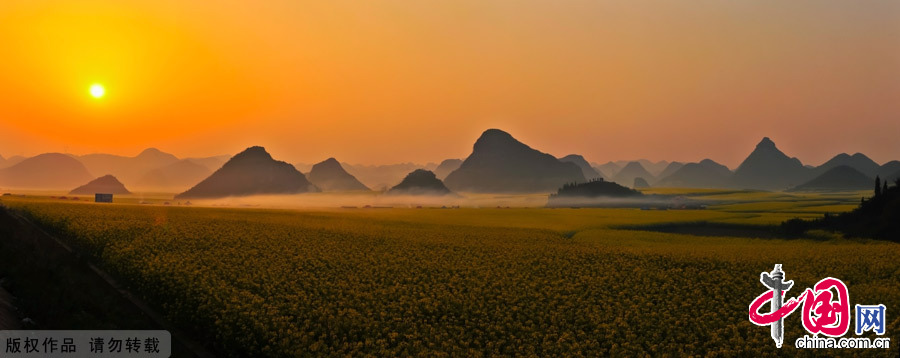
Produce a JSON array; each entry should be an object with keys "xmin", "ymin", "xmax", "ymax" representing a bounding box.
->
[{"xmin": 89, "ymin": 84, "xmax": 105, "ymax": 99}]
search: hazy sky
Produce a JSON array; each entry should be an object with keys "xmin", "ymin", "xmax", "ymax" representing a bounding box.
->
[{"xmin": 1, "ymin": 0, "xmax": 898, "ymax": 167}]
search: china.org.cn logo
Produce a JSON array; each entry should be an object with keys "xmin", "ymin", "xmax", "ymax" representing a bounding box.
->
[{"xmin": 748, "ymin": 264, "xmax": 891, "ymax": 349}]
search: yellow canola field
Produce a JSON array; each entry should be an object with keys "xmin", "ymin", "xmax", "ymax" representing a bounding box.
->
[{"xmin": 1, "ymin": 194, "xmax": 897, "ymax": 357}]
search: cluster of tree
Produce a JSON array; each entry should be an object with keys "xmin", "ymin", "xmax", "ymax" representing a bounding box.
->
[
  {"xmin": 783, "ymin": 176, "xmax": 900, "ymax": 241},
  {"xmin": 550, "ymin": 178, "xmax": 642, "ymax": 199}
]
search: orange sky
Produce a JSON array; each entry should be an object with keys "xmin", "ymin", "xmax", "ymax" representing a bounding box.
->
[{"xmin": 1, "ymin": 0, "xmax": 898, "ymax": 167}]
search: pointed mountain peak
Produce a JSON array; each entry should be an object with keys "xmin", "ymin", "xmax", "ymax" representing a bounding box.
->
[
  {"xmin": 473, "ymin": 129, "xmax": 520, "ymax": 150},
  {"xmin": 833, "ymin": 153, "xmax": 851, "ymax": 160},
  {"xmin": 310, "ymin": 157, "xmax": 348, "ymax": 173},
  {"xmin": 316, "ymin": 157, "xmax": 341, "ymax": 167},
  {"xmin": 756, "ymin": 137, "xmax": 777, "ymax": 150},
  {"xmin": 231, "ymin": 146, "xmax": 273, "ymax": 162},
  {"xmin": 734, "ymin": 137, "xmax": 810, "ymax": 189},
  {"xmin": 176, "ymin": 146, "xmax": 316, "ymax": 199},
  {"xmin": 445, "ymin": 128, "xmax": 585, "ymax": 193},
  {"xmin": 307, "ymin": 157, "xmax": 369, "ymax": 191}
]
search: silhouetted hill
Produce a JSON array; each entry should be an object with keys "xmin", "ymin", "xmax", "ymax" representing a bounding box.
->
[
  {"xmin": 814, "ymin": 153, "xmax": 880, "ymax": 178},
  {"xmin": 732, "ymin": 137, "xmax": 812, "ymax": 190},
  {"xmin": 633, "ymin": 177, "xmax": 650, "ymax": 188},
  {"xmin": 656, "ymin": 159, "xmax": 732, "ymax": 188},
  {"xmin": 612, "ymin": 162, "xmax": 654, "ymax": 187},
  {"xmin": 175, "ymin": 146, "xmax": 317, "ymax": 199},
  {"xmin": 886, "ymin": 169, "xmax": 900, "ymax": 183},
  {"xmin": 135, "ymin": 159, "xmax": 213, "ymax": 191},
  {"xmin": 444, "ymin": 129, "xmax": 585, "ymax": 193},
  {"xmin": 342, "ymin": 162, "xmax": 429, "ymax": 191},
  {"xmin": 879, "ymin": 161, "xmax": 900, "ymax": 179},
  {"xmin": 655, "ymin": 162, "xmax": 684, "ymax": 183},
  {"xmin": 433, "ymin": 159, "xmax": 463, "ymax": 180},
  {"xmin": 387, "ymin": 169, "xmax": 452, "ymax": 195},
  {"xmin": 787, "ymin": 166, "xmax": 873, "ymax": 192},
  {"xmin": 70, "ymin": 175, "xmax": 131, "ymax": 195},
  {"xmin": 307, "ymin": 158, "xmax": 370, "ymax": 191},
  {"xmin": 0, "ymin": 153, "xmax": 94, "ymax": 189},
  {"xmin": 77, "ymin": 148, "xmax": 180, "ymax": 184},
  {"xmin": 559, "ymin": 154, "xmax": 604, "ymax": 181}
]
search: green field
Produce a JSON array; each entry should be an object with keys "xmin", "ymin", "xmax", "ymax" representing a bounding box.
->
[{"xmin": 1, "ymin": 189, "xmax": 897, "ymax": 357}]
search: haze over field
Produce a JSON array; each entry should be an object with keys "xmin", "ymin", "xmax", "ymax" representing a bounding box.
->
[{"xmin": 1, "ymin": 1, "xmax": 898, "ymax": 167}]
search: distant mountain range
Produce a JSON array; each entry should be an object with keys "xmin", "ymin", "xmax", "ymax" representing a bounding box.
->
[
  {"xmin": 648, "ymin": 138, "xmax": 897, "ymax": 191},
  {"xmin": 75, "ymin": 148, "xmax": 229, "ymax": 190},
  {"xmin": 443, "ymin": 129, "xmax": 585, "ymax": 193},
  {"xmin": 655, "ymin": 159, "xmax": 732, "ymax": 188},
  {"xmin": 0, "ymin": 154, "xmax": 27, "ymax": 170},
  {"xmin": 655, "ymin": 162, "xmax": 684, "ymax": 183},
  {"xmin": 616, "ymin": 160, "xmax": 671, "ymax": 177},
  {"xmin": 135, "ymin": 159, "xmax": 214, "ymax": 192},
  {"xmin": 2, "ymin": 132, "xmax": 898, "ymax": 194},
  {"xmin": 0, "ymin": 148, "xmax": 229, "ymax": 192},
  {"xmin": 176, "ymin": 146, "xmax": 317, "ymax": 199},
  {"xmin": 0, "ymin": 153, "xmax": 94, "ymax": 189},
  {"xmin": 340, "ymin": 162, "xmax": 437, "ymax": 191},
  {"xmin": 75, "ymin": 148, "xmax": 180, "ymax": 184},
  {"xmin": 812, "ymin": 153, "xmax": 880, "ymax": 178},
  {"xmin": 612, "ymin": 162, "xmax": 655, "ymax": 188},
  {"xmin": 594, "ymin": 161, "xmax": 621, "ymax": 179}
]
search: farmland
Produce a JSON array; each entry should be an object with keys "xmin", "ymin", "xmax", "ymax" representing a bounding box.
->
[{"xmin": 0, "ymin": 189, "xmax": 898, "ymax": 357}]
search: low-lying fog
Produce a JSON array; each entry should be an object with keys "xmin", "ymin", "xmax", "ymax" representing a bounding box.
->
[
  {"xmin": 144, "ymin": 192, "xmax": 552, "ymax": 209},
  {"xmin": 11, "ymin": 191, "xmax": 706, "ymax": 210}
]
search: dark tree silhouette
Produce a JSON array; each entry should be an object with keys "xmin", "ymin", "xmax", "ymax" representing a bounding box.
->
[
  {"xmin": 875, "ymin": 175, "xmax": 882, "ymax": 196},
  {"xmin": 788, "ymin": 174, "xmax": 900, "ymax": 241}
]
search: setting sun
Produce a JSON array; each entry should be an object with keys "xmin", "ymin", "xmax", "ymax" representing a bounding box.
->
[{"xmin": 89, "ymin": 83, "xmax": 105, "ymax": 99}]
